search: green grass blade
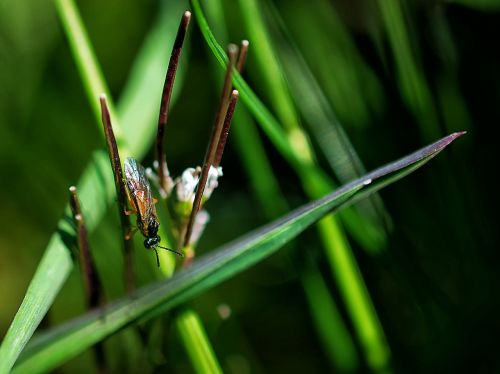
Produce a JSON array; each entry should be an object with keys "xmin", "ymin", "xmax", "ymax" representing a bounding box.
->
[
  {"xmin": 12, "ymin": 132, "xmax": 464, "ymax": 373},
  {"xmin": 191, "ymin": 0, "xmax": 386, "ymax": 251},
  {"xmin": 176, "ymin": 309, "xmax": 223, "ymax": 374},
  {"xmin": 301, "ymin": 261, "xmax": 359, "ymax": 372},
  {"xmin": 278, "ymin": 0, "xmax": 385, "ymax": 130},
  {"xmin": 237, "ymin": 0, "xmax": 302, "ymax": 136},
  {"xmin": 0, "ymin": 151, "xmax": 114, "ymax": 374},
  {"xmin": 53, "ymin": 0, "xmax": 124, "ymax": 148},
  {"xmin": 0, "ymin": 2, "xmax": 186, "ymax": 372},
  {"xmin": 264, "ymin": 0, "xmax": 368, "ymax": 185},
  {"xmin": 377, "ymin": 0, "xmax": 440, "ymax": 141},
  {"xmin": 194, "ymin": 1, "xmax": 389, "ymax": 368},
  {"xmin": 233, "ymin": 1, "xmax": 390, "ymax": 366},
  {"xmin": 264, "ymin": 1, "xmax": 391, "ymax": 247},
  {"xmin": 0, "ymin": 241, "xmax": 71, "ymax": 374},
  {"xmin": 202, "ymin": 2, "xmax": 356, "ymax": 369}
]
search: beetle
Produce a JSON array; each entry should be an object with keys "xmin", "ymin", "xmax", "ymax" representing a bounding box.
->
[{"xmin": 123, "ymin": 157, "xmax": 183, "ymax": 266}]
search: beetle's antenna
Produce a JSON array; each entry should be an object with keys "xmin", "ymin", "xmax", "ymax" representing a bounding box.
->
[
  {"xmin": 158, "ymin": 245, "xmax": 185, "ymax": 257},
  {"xmin": 154, "ymin": 248, "xmax": 160, "ymax": 268}
]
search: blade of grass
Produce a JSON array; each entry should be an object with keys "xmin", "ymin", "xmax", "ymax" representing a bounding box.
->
[
  {"xmin": 263, "ymin": 1, "xmax": 391, "ymax": 238},
  {"xmin": 277, "ymin": 0, "xmax": 385, "ymax": 129},
  {"xmin": 301, "ymin": 259, "xmax": 359, "ymax": 372},
  {"xmin": 203, "ymin": 2, "xmax": 360, "ymax": 370},
  {"xmin": 54, "ymin": 0, "xmax": 124, "ymax": 149},
  {"xmin": 0, "ymin": 2, "xmax": 187, "ymax": 371},
  {"xmin": 219, "ymin": 0, "xmax": 390, "ymax": 369},
  {"xmin": 232, "ymin": 109, "xmax": 288, "ymax": 217},
  {"xmin": 191, "ymin": 0, "xmax": 386, "ymax": 252},
  {"xmin": 13, "ymin": 132, "xmax": 464, "ymax": 373},
  {"xmin": 176, "ymin": 309, "xmax": 223, "ymax": 374},
  {"xmin": 377, "ymin": 0, "xmax": 440, "ymax": 141},
  {"xmin": 237, "ymin": 0, "xmax": 303, "ymax": 137}
]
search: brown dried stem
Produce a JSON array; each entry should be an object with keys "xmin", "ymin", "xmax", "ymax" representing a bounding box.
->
[
  {"xmin": 69, "ymin": 186, "xmax": 107, "ymax": 372},
  {"xmin": 181, "ymin": 45, "xmax": 238, "ymax": 251},
  {"xmin": 214, "ymin": 90, "xmax": 239, "ymax": 167},
  {"xmin": 210, "ymin": 44, "xmax": 239, "ymax": 152},
  {"xmin": 100, "ymin": 94, "xmax": 134, "ymax": 292},
  {"xmin": 69, "ymin": 186, "xmax": 102, "ymax": 307},
  {"xmin": 156, "ymin": 11, "xmax": 192, "ymax": 195},
  {"xmin": 236, "ymin": 40, "xmax": 249, "ymax": 73}
]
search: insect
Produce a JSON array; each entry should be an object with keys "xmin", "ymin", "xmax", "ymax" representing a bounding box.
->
[{"xmin": 123, "ymin": 157, "xmax": 183, "ymax": 266}]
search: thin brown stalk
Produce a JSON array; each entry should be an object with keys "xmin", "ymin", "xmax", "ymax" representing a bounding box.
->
[
  {"xmin": 181, "ymin": 45, "xmax": 238, "ymax": 250},
  {"xmin": 69, "ymin": 186, "xmax": 102, "ymax": 307},
  {"xmin": 236, "ymin": 40, "xmax": 249, "ymax": 72},
  {"xmin": 214, "ymin": 90, "xmax": 239, "ymax": 167},
  {"xmin": 209, "ymin": 43, "xmax": 239, "ymax": 155},
  {"xmin": 99, "ymin": 94, "xmax": 134, "ymax": 292},
  {"xmin": 156, "ymin": 11, "xmax": 192, "ymax": 195},
  {"xmin": 69, "ymin": 186, "xmax": 107, "ymax": 373},
  {"xmin": 213, "ymin": 41, "xmax": 247, "ymax": 167}
]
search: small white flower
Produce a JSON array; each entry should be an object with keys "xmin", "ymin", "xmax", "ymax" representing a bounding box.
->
[
  {"xmin": 176, "ymin": 168, "xmax": 199, "ymax": 202},
  {"xmin": 189, "ymin": 210, "xmax": 210, "ymax": 245},
  {"xmin": 146, "ymin": 161, "xmax": 174, "ymax": 198},
  {"xmin": 204, "ymin": 166, "xmax": 223, "ymax": 199}
]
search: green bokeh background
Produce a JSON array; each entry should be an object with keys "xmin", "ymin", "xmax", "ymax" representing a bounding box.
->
[{"xmin": 1, "ymin": 0, "xmax": 499, "ymax": 372}]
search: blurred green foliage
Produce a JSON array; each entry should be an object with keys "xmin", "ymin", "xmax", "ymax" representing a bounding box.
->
[{"xmin": 1, "ymin": 0, "xmax": 499, "ymax": 372}]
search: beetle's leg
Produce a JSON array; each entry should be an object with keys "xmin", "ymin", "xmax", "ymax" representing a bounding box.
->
[
  {"xmin": 125, "ymin": 227, "xmax": 138, "ymax": 240},
  {"xmin": 124, "ymin": 189, "xmax": 137, "ymax": 215},
  {"xmin": 124, "ymin": 208, "xmax": 137, "ymax": 216}
]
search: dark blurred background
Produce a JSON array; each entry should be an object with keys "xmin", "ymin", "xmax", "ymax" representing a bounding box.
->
[{"xmin": 1, "ymin": 0, "xmax": 499, "ymax": 373}]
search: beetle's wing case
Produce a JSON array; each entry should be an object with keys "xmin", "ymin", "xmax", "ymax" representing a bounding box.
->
[{"xmin": 124, "ymin": 157, "xmax": 157, "ymax": 234}]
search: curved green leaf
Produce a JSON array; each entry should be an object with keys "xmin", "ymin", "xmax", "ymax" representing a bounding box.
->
[{"xmin": 13, "ymin": 132, "xmax": 464, "ymax": 373}]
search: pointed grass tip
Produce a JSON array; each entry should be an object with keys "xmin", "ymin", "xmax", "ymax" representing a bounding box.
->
[{"xmin": 440, "ymin": 131, "xmax": 467, "ymax": 148}]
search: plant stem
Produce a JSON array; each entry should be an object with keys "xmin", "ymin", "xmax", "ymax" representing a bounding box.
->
[
  {"xmin": 69, "ymin": 186, "xmax": 107, "ymax": 372},
  {"xmin": 156, "ymin": 11, "xmax": 191, "ymax": 195},
  {"xmin": 176, "ymin": 310, "xmax": 223, "ymax": 374},
  {"xmin": 182, "ymin": 46, "xmax": 238, "ymax": 250},
  {"xmin": 100, "ymin": 95, "xmax": 135, "ymax": 292}
]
